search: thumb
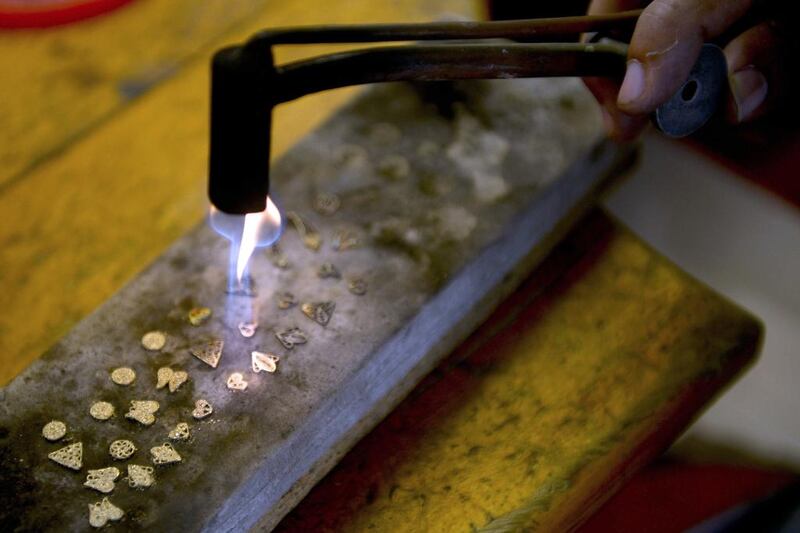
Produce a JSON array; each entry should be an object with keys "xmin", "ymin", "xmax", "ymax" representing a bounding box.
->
[{"xmin": 617, "ymin": 0, "xmax": 752, "ymax": 115}]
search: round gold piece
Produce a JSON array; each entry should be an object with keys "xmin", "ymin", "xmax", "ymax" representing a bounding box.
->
[
  {"xmin": 110, "ymin": 367, "xmax": 136, "ymax": 386},
  {"xmin": 109, "ymin": 439, "xmax": 137, "ymax": 460},
  {"xmin": 141, "ymin": 331, "xmax": 166, "ymax": 351},
  {"xmin": 90, "ymin": 401, "xmax": 115, "ymax": 421},
  {"xmin": 42, "ymin": 420, "xmax": 67, "ymax": 441}
]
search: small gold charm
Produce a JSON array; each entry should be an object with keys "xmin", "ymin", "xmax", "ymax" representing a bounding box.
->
[
  {"xmin": 238, "ymin": 322, "xmax": 257, "ymax": 338},
  {"xmin": 168, "ymin": 422, "xmax": 190, "ymax": 441},
  {"xmin": 276, "ymin": 291, "xmax": 297, "ymax": 310},
  {"xmin": 190, "ymin": 339, "xmax": 223, "ymax": 368},
  {"xmin": 127, "ymin": 464, "xmax": 155, "ymax": 489},
  {"xmin": 347, "ymin": 278, "xmax": 368, "ymax": 296},
  {"xmin": 251, "ymin": 351, "xmax": 279, "ymax": 374},
  {"xmin": 192, "ymin": 399, "xmax": 213, "ymax": 419},
  {"xmin": 156, "ymin": 367, "xmax": 172, "ymax": 389},
  {"xmin": 48, "ymin": 442, "xmax": 82, "ymax": 471},
  {"xmin": 90, "ymin": 401, "xmax": 115, "ymax": 421},
  {"xmin": 188, "ymin": 307, "xmax": 212, "ymax": 326},
  {"xmin": 125, "ymin": 400, "xmax": 159, "ymax": 426},
  {"xmin": 84, "ymin": 467, "xmax": 120, "ymax": 494},
  {"xmin": 141, "ymin": 331, "xmax": 167, "ymax": 351},
  {"xmin": 377, "ymin": 154, "xmax": 410, "ymax": 180},
  {"xmin": 88, "ymin": 497, "xmax": 123, "ymax": 528},
  {"xmin": 169, "ymin": 370, "xmax": 188, "ymax": 393},
  {"xmin": 332, "ymin": 229, "xmax": 360, "ymax": 251},
  {"xmin": 275, "ymin": 327, "xmax": 308, "ymax": 350},
  {"xmin": 287, "ymin": 211, "xmax": 322, "ymax": 251},
  {"xmin": 317, "ymin": 262, "xmax": 341, "ymax": 279},
  {"xmin": 266, "ymin": 244, "xmax": 290, "ymax": 269},
  {"xmin": 150, "ymin": 443, "xmax": 182, "ymax": 465},
  {"xmin": 301, "ymin": 301, "xmax": 335, "ymax": 327},
  {"xmin": 110, "ymin": 367, "xmax": 136, "ymax": 386},
  {"xmin": 313, "ymin": 191, "xmax": 341, "ymax": 216},
  {"xmin": 42, "ymin": 420, "xmax": 66, "ymax": 441},
  {"xmin": 226, "ymin": 372, "xmax": 248, "ymax": 391},
  {"xmin": 109, "ymin": 439, "xmax": 137, "ymax": 461}
]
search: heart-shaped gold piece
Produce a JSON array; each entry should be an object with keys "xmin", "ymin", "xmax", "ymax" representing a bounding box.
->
[
  {"xmin": 84, "ymin": 467, "xmax": 120, "ymax": 494},
  {"xmin": 125, "ymin": 400, "xmax": 160, "ymax": 426},
  {"xmin": 127, "ymin": 464, "xmax": 155, "ymax": 489},
  {"xmin": 226, "ymin": 372, "xmax": 248, "ymax": 391},
  {"xmin": 192, "ymin": 399, "xmax": 213, "ymax": 419},
  {"xmin": 251, "ymin": 351, "xmax": 280, "ymax": 374},
  {"xmin": 168, "ymin": 422, "xmax": 190, "ymax": 441},
  {"xmin": 150, "ymin": 443, "xmax": 182, "ymax": 465},
  {"xmin": 88, "ymin": 497, "xmax": 123, "ymax": 528}
]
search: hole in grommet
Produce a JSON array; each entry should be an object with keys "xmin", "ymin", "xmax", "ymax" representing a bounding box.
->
[{"xmin": 681, "ymin": 80, "xmax": 699, "ymax": 102}]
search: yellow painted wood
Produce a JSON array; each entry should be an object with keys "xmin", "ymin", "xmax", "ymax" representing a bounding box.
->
[
  {"xmin": 278, "ymin": 217, "xmax": 759, "ymax": 532},
  {"xmin": 0, "ymin": 0, "xmax": 480, "ymax": 385}
]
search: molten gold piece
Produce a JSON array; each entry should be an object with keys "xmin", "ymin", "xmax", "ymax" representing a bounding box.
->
[
  {"xmin": 90, "ymin": 401, "xmax": 115, "ymax": 421},
  {"xmin": 238, "ymin": 322, "xmax": 257, "ymax": 338},
  {"xmin": 188, "ymin": 306, "xmax": 212, "ymax": 326},
  {"xmin": 287, "ymin": 211, "xmax": 322, "ymax": 251},
  {"xmin": 141, "ymin": 331, "xmax": 167, "ymax": 351},
  {"xmin": 125, "ymin": 400, "xmax": 160, "ymax": 426},
  {"xmin": 42, "ymin": 420, "xmax": 66, "ymax": 441},
  {"xmin": 275, "ymin": 327, "xmax": 308, "ymax": 349},
  {"xmin": 226, "ymin": 372, "xmax": 248, "ymax": 391},
  {"xmin": 156, "ymin": 367, "xmax": 188, "ymax": 393},
  {"xmin": 192, "ymin": 399, "xmax": 213, "ymax": 419},
  {"xmin": 168, "ymin": 422, "xmax": 190, "ymax": 441},
  {"xmin": 251, "ymin": 351, "xmax": 280, "ymax": 374},
  {"xmin": 127, "ymin": 464, "xmax": 155, "ymax": 489},
  {"xmin": 301, "ymin": 301, "xmax": 335, "ymax": 327},
  {"xmin": 276, "ymin": 291, "xmax": 297, "ymax": 310},
  {"xmin": 150, "ymin": 442, "xmax": 182, "ymax": 465},
  {"xmin": 110, "ymin": 367, "xmax": 136, "ymax": 386}
]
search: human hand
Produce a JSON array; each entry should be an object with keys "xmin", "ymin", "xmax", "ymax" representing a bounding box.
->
[{"xmin": 585, "ymin": 0, "xmax": 793, "ymax": 140}]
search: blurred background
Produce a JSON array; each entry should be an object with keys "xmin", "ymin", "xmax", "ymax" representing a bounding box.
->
[{"xmin": 1, "ymin": 0, "xmax": 797, "ymax": 530}]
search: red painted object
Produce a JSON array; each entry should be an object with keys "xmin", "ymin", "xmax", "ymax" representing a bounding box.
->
[
  {"xmin": 0, "ymin": 0, "xmax": 136, "ymax": 29},
  {"xmin": 580, "ymin": 460, "xmax": 797, "ymax": 533}
]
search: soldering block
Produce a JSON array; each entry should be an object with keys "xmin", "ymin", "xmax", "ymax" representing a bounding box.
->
[{"xmin": 0, "ymin": 79, "xmax": 633, "ymax": 531}]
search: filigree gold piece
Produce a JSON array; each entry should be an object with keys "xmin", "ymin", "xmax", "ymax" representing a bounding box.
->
[
  {"xmin": 190, "ymin": 339, "xmax": 223, "ymax": 368},
  {"xmin": 42, "ymin": 420, "xmax": 66, "ymax": 441},
  {"xmin": 127, "ymin": 464, "xmax": 155, "ymax": 489},
  {"xmin": 226, "ymin": 372, "xmax": 248, "ymax": 391},
  {"xmin": 378, "ymin": 154, "xmax": 410, "ymax": 180},
  {"xmin": 88, "ymin": 497, "xmax": 123, "ymax": 528},
  {"xmin": 110, "ymin": 367, "xmax": 136, "ymax": 386},
  {"xmin": 109, "ymin": 439, "xmax": 137, "ymax": 461},
  {"xmin": 141, "ymin": 331, "xmax": 166, "ymax": 351},
  {"xmin": 150, "ymin": 443, "xmax": 182, "ymax": 465},
  {"xmin": 313, "ymin": 191, "xmax": 341, "ymax": 216},
  {"xmin": 156, "ymin": 367, "xmax": 172, "ymax": 389},
  {"xmin": 317, "ymin": 262, "xmax": 341, "ymax": 279},
  {"xmin": 90, "ymin": 401, "xmax": 114, "ymax": 421},
  {"xmin": 238, "ymin": 322, "xmax": 257, "ymax": 338},
  {"xmin": 266, "ymin": 244, "xmax": 290, "ymax": 269},
  {"xmin": 48, "ymin": 442, "xmax": 82, "ymax": 471},
  {"xmin": 251, "ymin": 352, "xmax": 279, "ymax": 374},
  {"xmin": 275, "ymin": 327, "xmax": 308, "ymax": 350},
  {"xmin": 332, "ymin": 229, "xmax": 360, "ymax": 251},
  {"xmin": 301, "ymin": 301, "xmax": 335, "ymax": 327},
  {"xmin": 287, "ymin": 211, "xmax": 322, "ymax": 251},
  {"xmin": 188, "ymin": 306, "xmax": 212, "ymax": 326},
  {"xmin": 192, "ymin": 399, "xmax": 213, "ymax": 419},
  {"xmin": 169, "ymin": 370, "xmax": 188, "ymax": 393},
  {"xmin": 84, "ymin": 467, "xmax": 120, "ymax": 494},
  {"xmin": 276, "ymin": 292, "xmax": 297, "ymax": 310},
  {"xmin": 168, "ymin": 422, "xmax": 190, "ymax": 441},
  {"xmin": 125, "ymin": 400, "xmax": 159, "ymax": 426},
  {"xmin": 348, "ymin": 278, "xmax": 368, "ymax": 296}
]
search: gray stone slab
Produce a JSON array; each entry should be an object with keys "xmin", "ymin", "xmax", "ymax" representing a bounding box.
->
[{"xmin": 0, "ymin": 79, "xmax": 633, "ymax": 532}]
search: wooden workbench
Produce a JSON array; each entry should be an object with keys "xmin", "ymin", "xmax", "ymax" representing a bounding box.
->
[{"xmin": 0, "ymin": 1, "xmax": 760, "ymax": 530}]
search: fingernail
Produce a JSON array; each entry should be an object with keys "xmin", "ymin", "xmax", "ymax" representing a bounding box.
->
[
  {"xmin": 617, "ymin": 60, "xmax": 645, "ymax": 107},
  {"xmin": 730, "ymin": 67, "xmax": 768, "ymax": 123}
]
